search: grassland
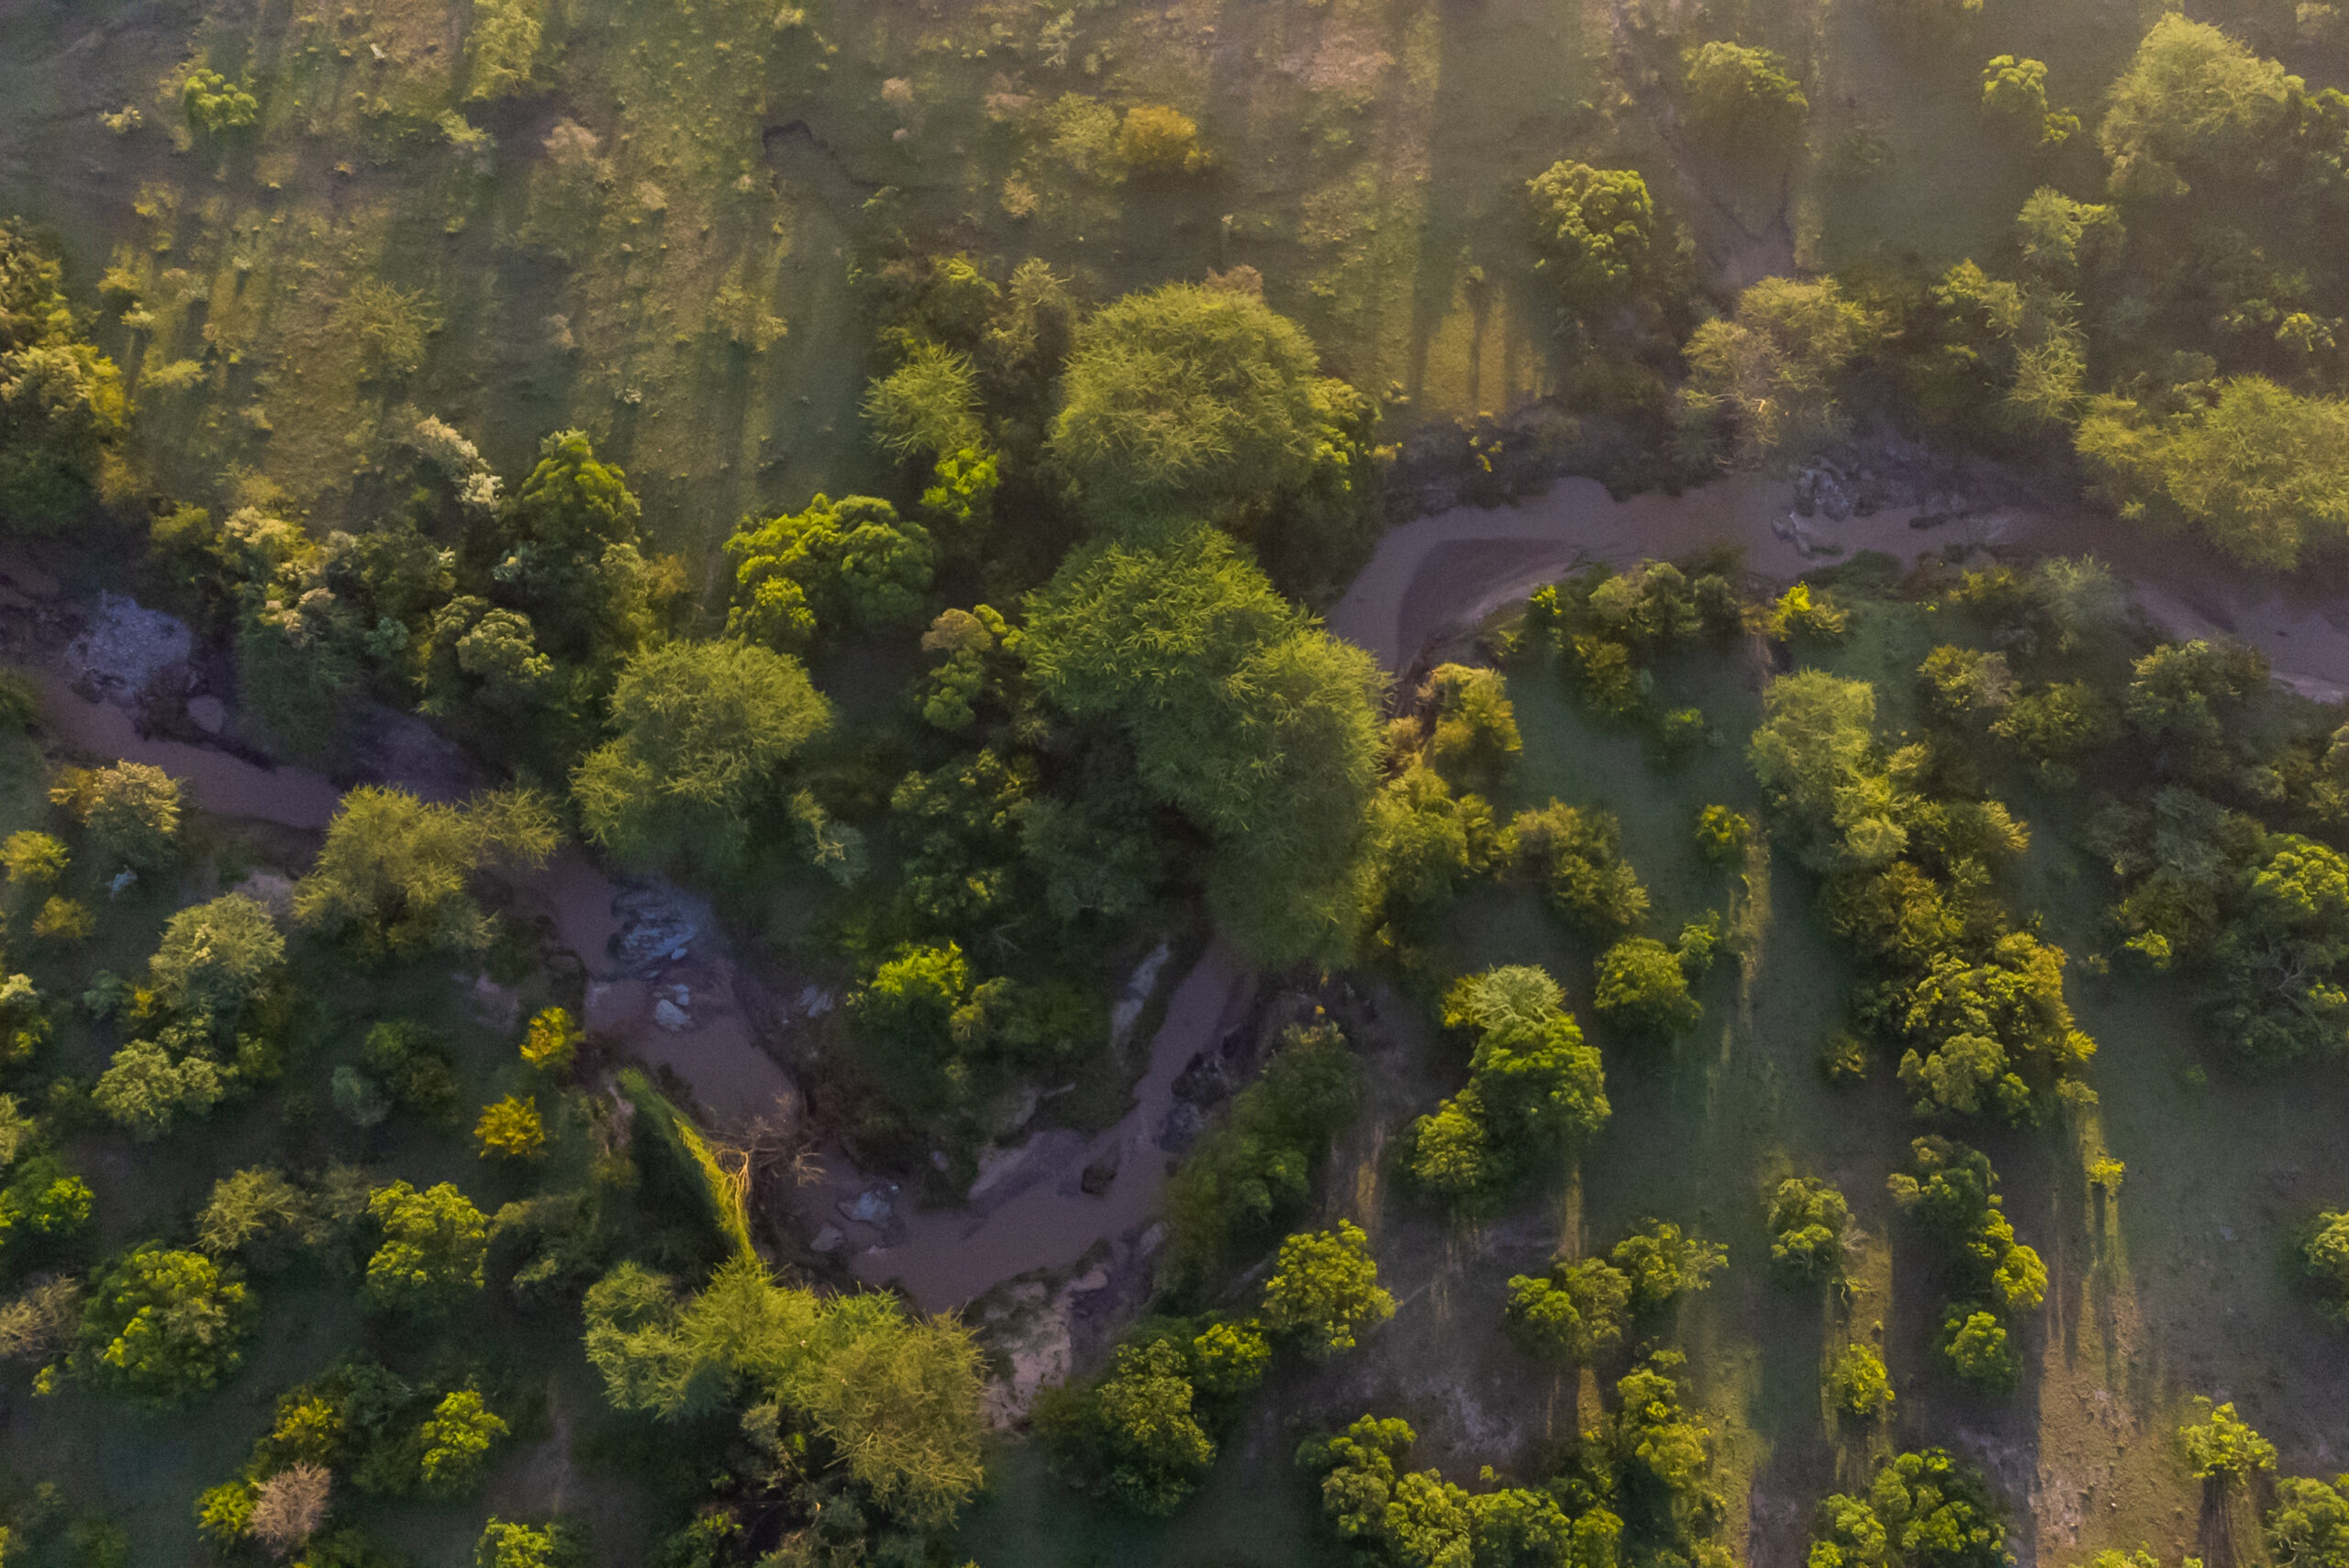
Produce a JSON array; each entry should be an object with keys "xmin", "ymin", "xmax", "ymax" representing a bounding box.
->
[{"xmin": 0, "ymin": 0, "xmax": 2166, "ymax": 574}]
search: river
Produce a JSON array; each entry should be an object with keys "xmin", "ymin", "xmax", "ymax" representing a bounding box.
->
[{"xmin": 17, "ymin": 468, "xmax": 2346, "ymax": 1317}]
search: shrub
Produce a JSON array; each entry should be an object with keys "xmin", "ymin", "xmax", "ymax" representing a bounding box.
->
[
  {"xmin": 50, "ymin": 762, "xmax": 180, "ymax": 872},
  {"xmin": 1593, "ymin": 937, "xmax": 1701, "ymax": 1040},
  {"xmin": 1767, "ymin": 1176, "xmax": 1851, "ymax": 1283},
  {"xmin": 1504, "ymin": 1257, "xmax": 1631, "ymax": 1364},
  {"xmin": 1259, "ymin": 1222, "xmax": 1394, "ymax": 1358},
  {"xmin": 1119, "ymin": 105, "xmax": 1206, "ymax": 172},
  {"xmin": 475, "ymin": 1096, "xmax": 546, "ymax": 1160},
  {"xmin": 1938, "ymin": 1306, "xmax": 2019, "ymax": 1393},
  {"xmin": 2180, "ymin": 1398, "xmax": 2277, "ymax": 1484},
  {"xmin": 1694, "ymin": 806, "xmax": 1753, "ymax": 864},
  {"xmin": 419, "ymin": 1389, "xmax": 509, "ymax": 1495},
  {"xmin": 520, "ymin": 1006, "xmax": 580, "ymax": 1073},
  {"xmin": 249, "ymin": 1463, "xmax": 331, "ymax": 1556},
  {"xmin": 182, "ymin": 68, "xmax": 259, "ymax": 135},
  {"xmin": 1828, "ymin": 1343, "xmax": 1894, "ymax": 1418}
]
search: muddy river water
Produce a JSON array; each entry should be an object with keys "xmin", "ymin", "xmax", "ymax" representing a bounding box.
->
[{"xmin": 19, "ymin": 471, "xmax": 2349, "ymax": 1313}]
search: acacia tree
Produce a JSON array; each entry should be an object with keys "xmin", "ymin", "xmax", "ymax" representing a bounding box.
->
[
  {"xmin": 573, "ymin": 639, "xmax": 830, "ymax": 872},
  {"xmin": 362, "ymin": 1182, "xmax": 489, "ymax": 1318},
  {"xmin": 1678, "ymin": 278, "xmax": 1875, "ymax": 470},
  {"xmin": 1526, "ymin": 162, "xmax": 1659, "ymax": 326},
  {"xmin": 295, "ymin": 787, "xmax": 558, "ymax": 958},
  {"xmin": 1259, "ymin": 1222, "xmax": 1396, "ymax": 1357},
  {"xmin": 74, "ymin": 1244, "xmax": 252, "ymax": 1403},
  {"xmin": 1022, "ymin": 521, "xmax": 1384, "ymax": 965}
]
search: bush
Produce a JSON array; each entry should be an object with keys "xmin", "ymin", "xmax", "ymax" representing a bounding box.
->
[
  {"xmin": 295, "ymin": 787, "xmax": 557, "ymax": 958},
  {"xmin": 50, "ymin": 763, "xmax": 180, "ymax": 873},
  {"xmin": 149, "ymin": 892, "xmax": 284, "ymax": 1030},
  {"xmin": 1610, "ymin": 1219, "xmax": 1727, "ymax": 1312},
  {"xmin": 1119, "ymin": 105, "xmax": 1206, "ymax": 172},
  {"xmin": 1526, "ymin": 161, "xmax": 1656, "ymax": 319},
  {"xmin": 475, "ymin": 1096, "xmax": 546, "ymax": 1160},
  {"xmin": 1259, "ymin": 1222, "xmax": 1394, "ymax": 1358},
  {"xmin": 418, "ymin": 1389, "xmax": 509, "ymax": 1495},
  {"xmin": 1694, "ymin": 806, "xmax": 1753, "ymax": 864},
  {"xmin": 1592, "ymin": 937, "xmax": 1700, "ymax": 1040},
  {"xmin": 1510, "ymin": 802, "xmax": 1650, "ymax": 935},
  {"xmin": 1938, "ymin": 1306, "xmax": 2019, "ymax": 1393},
  {"xmin": 1504, "ymin": 1257, "xmax": 1631, "ymax": 1364},
  {"xmin": 1767, "ymin": 1176, "xmax": 1850, "ymax": 1283},
  {"xmin": 1828, "ymin": 1343, "xmax": 1894, "ymax": 1418}
]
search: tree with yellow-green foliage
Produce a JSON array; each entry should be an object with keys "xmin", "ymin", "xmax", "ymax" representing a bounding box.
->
[
  {"xmin": 50, "ymin": 762, "xmax": 180, "ymax": 873},
  {"xmin": 295, "ymin": 786, "xmax": 558, "ymax": 959},
  {"xmin": 2098, "ymin": 14, "xmax": 2294, "ymax": 198},
  {"xmin": 1, "ymin": 220, "xmax": 126, "ymax": 527},
  {"xmin": 573, "ymin": 639, "xmax": 830, "ymax": 873},
  {"xmin": 465, "ymin": 0, "xmax": 540, "ymax": 102},
  {"xmin": 1259, "ymin": 1222, "xmax": 1395, "ymax": 1358},
  {"xmin": 520, "ymin": 1006, "xmax": 580, "ymax": 1073},
  {"xmin": 2076, "ymin": 377, "xmax": 2349, "ymax": 571},
  {"xmin": 362, "ymin": 1182, "xmax": 488, "ymax": 1318},
  {"xmin": 474, "ymin": 1096, "xmax": 545, "ymax": 1161},
  {"xmin": 1677, "ymin": 278, "xmax": 1876, "ymax": 470}
]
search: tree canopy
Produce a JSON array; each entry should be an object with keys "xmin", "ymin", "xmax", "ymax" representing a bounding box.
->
[{"xmin": 573, "ymin": 639, "xmax": 830, "ymax": 871}]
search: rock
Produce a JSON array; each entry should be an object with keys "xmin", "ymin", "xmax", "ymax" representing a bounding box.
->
[
  {"xmin": 841, "ymin": 1186, "xmax": 896, "ymax": 1226},
  {"xmin": 107, "ymin": 870, "xmax": 136, "ymax": 899},
  {"xmin": 796, "ymin": 985, "xmax": 836, "ymax": 1018},
  {"xmin": 1110, "ymin": 938, "xmax": 1173, "ymax": 1044},
  {"xmin": 186, "ymin": 695, "xmax": 226, "ymax": 733},
  {"xmin": 989, "ymin": 1084, "xmax": 1041, "ymax": 1140},
  {"xmin": 64, "ymin": 594, "xmax": 193, "ymax": 705},
  {"xmin": 1157, "ymin": 1101, "xmax": 1205, "ymax": 1155},
  {"xmin": 612, "ymin": 882, "xmax": 710, "ymax": 970},
  {"xmin": 652, "ymin": 997, "xmax": 692, "ymax": 1032},
  {"xmin": 810, "ymin": 1223, "xmax": 846, "ymax": 1252},
  {"xmin": 930, "ymin": 1151, "xmax": 951, "ymax": 1173},
  {"xmin": 1080, "ymin": 1144, "xmax": 1121, "ymax": 1195}
]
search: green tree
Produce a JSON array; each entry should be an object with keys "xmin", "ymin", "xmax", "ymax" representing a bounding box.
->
[
  {"xmin": 417, "ymin": 598, "xmax": 560, "ymax": 729},
  {"xmin": 476, "ymin": 1519, "xmax": 585, "ymax": 1568},
  {"xmin": 0, "ymin": 221, "xmax": 127, "ymax": 524},
  {"xmin": 363, "ymin": 1182, "xmax": 489, "ymax": 1318},
  {"xmin": 724, "ymin": 495, "xmax": 938, "ymax": 649},
  {"xmin": 1260, "ymin": 1221, "xmax": 1396, "ymax": 1357},
  {"xmin": 75, "ymin": 1244, "xmax": 251, "ymax": 1402},
  {"xmin": 2307, "ymin": 1209, "xmax": 2349, "ymax": 1317},
  {"xmin": 863, "ymin": 341, "xmax": 984, "ymax": 462},
  {"xmin": 1504, "ymin": 1257, "xmax": 1631, "ymax": 1364},
  {"xmin": 1678, "ymin": 277, "xmax": 1873, "ymax": 469},
  {"xmin": 1830, "ymin": 1343, "xmax": 1895, "ymax": 1419},
  {"xmin": 0, "ymin": 830, "xmax": 66, "ymax": 886},
  {"xmin": 91, "ymin": 1040, "xmax": 226, "ymax": 1140},
  {"xmin": 418, "ymin": 1389, "xmax": 509, "ymax": 1496},
  {"xmin": 1695, "ymin": 805, "xmax": 1753, "ymax": 864},
  {"xmin": 1023, "ymin": 521, "xmax": 1384, "ymax": 965},
  {"xmin": 295, "ymin": 787, "xmax": 557, "ymax": 957},
  {"xmin": 573, "ymin": 639, "xmax": 829, "ymax": 871},
  {"xmin": 1768, "ymin": 1176, "xmax": 1852, "ymax": 1283},
  {"xmin": 2098, "ymin": 14, "xmax": 2293, "ymax": 198},
  {"xmin": 1593, "ymin": 937, "xmax": 1701, "ymax": 1040},
  {"xmin": 464, "ymin": 0, "xmax": 540, "ymax": 100},
  {"xmin": 2180, "ymin": 1398, "xmax": 2277, "ymax": 1485},
  {"xmin": 1682, "ymin": 42, "xmax": 1809, "ymax": 151},
  {"xmin": 1526, "ymin": 162, "xmax": 1658, "ymax": 319},
  {"xmin": 195, "ymin": 1168, "xmax": 317, "ymax": 1263},
  {"xmin": 1089, "ymin": 1339, "xmax": 1216, "ymax": 1516},
  {"xmin": 2076, "ymin": 378, "xmax": 2349, "ymax": 570},
  {"xmin": 1611, "ymin": 1219, "xmax": 1728, "ymax": 1312},
  {"xmin": 49, "ymin": 762, "xmax": 180, "ymax": 873},
  {"xmin": 182, "ymin": 67, "xmax": 260, "ymax": 134},
  {"xmin": 149, "ymin": 892, "xmax": 284, "ymax": 1030},
  {"xmin": 1049, "ymin": 282, "xmax": 1363, "ymax": 527},
  {"xmin": 2268, "ymin": 1475, "xmax": 2349, "ymax": 1568},
  {"xmin": 1937, "ymin": 1307, "xmax": 2019, "ymax": 1393},
  {"xmin": 1510, "ymin": 802, "xmax": 1651, "ymax": 935},
  {"xmin": 1750, "ymin": 671, "xmax": 1905, "ymax": 872},
  {"xmin": 1467, "ymin": 1012, "xmax": 1610, "ymax": 1144},
  {"xmin": 490, "ymin": 429, "xmax": 654, "ymax": 667}
]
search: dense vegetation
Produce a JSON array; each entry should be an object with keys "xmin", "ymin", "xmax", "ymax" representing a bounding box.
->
[{"xmin": 2, "ymin": 0, "xmax": 2348, "ymax": 1562}]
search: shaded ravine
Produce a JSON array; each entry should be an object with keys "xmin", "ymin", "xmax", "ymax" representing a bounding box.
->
[{"xmin": 1330, "ymin": 474, "xmax": 2349, "ymax": 700}]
